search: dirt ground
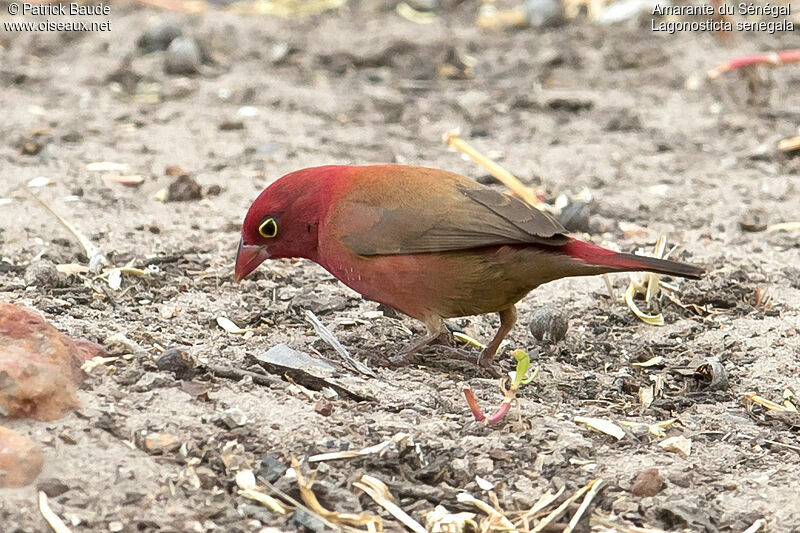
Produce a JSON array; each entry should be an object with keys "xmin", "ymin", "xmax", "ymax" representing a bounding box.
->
[{"xmin": 2, "ymin": 1, "xmax": 800, "ymax": 531}]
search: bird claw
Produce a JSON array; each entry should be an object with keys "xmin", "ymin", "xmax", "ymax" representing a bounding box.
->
[{"xmin": 437, "ymin": 346, "xmax": 502, "ymax": 378}]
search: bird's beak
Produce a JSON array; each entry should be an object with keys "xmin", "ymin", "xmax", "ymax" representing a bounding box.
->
[{"xmin": 235, "ymin": 239, "xmax": 269, "ymax": 282}]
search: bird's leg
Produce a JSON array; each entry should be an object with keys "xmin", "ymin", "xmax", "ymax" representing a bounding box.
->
[
  {"xmin": 388, "ymin": 316, "xmax": 445, "ymax": 367},
  {"xmin": 476, "ymin": 306, "xmax": 517, "ymax": 375}
]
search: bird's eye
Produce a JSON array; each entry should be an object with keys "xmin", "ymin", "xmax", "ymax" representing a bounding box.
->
[{"xmin": 258, "ymin": 217, "xmax": 278, "ymax": 239}]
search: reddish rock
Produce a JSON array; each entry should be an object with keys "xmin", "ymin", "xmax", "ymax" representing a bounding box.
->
[
  {"xmin": 0, "ymin": 303, "xmax": 104, "ymax": 420},
  {"xmin": 631, "ymin": 467, "xmax": 665, "ymax": 497},
  {"xmin": 0, "ymin": 426, "xmax": 44, "ymax": 487},
  {"xmin": 314, "ymin": 399, "xmax": 333, "ymax": 416}
]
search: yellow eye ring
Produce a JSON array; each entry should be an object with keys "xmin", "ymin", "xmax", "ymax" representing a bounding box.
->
[{"xmin": 258, "ymin": 217, "xmax": 278, "ymax": 239}]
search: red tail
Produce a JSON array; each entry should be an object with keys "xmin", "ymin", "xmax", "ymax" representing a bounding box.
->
[{"xmin": 561, "ymin": 239, "xmax": 704, "ymax": 280}]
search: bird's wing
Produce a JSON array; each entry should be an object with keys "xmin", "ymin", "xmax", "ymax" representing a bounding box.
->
[{"xmin": 335, "ymin": 172, "xmax": 569, "ymax": 255}]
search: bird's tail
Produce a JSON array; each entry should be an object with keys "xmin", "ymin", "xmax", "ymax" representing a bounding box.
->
[{"xmin": 561, "ymin": 239, "xmax": 705, "ymax": 279}]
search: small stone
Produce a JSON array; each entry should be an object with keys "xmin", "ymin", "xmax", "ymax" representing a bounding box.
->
[
  {"xmin": 0, "ymin": 303, "xmax": 97, "ymax": 420},
  {"xmin": 631, "ymin": 468, "xmax": 664, "ymax": 497},
  {"xmin": 524, "ymin": 0, "xmax": 564, "ymax": 28},
  {"xmin": 155, "ymin": 347, "xmax": 195, "ymax": 379},
  {"xmin": 660, "ymin": 436, "xmax": 692, "ymax": 457},
  {"xmin": 473, "ymin": 457, "xmax": 494, "ymax": 475},
  {"xmin": 314, "ymin": 399, "xmax": 333, "ymax": 416},
  {"xmin": 104, "ymin": 332, "xmax": 137, "ymax": 356},
  {"xmin": 108, "ymin": 521, "xmax": 124, "ymax": 532},
  {"xmin": 557, "ymin": 201, "xmax": 591, "ymax": 233},
  {"xmin": 739, "ymin": 210, "xmax": 767, "ymax": 232},
  {"xmin": 137, "ymin": 22, "xmax": 182, "ymax": 53},
  {"xmin": 37, "ymin": 477, "xmax": 70, "ymax": 497},
  {"xmin": 166, "ymin": 174, "xmax": 202, "ymax": 202},
  {"xmin": 450, "ymin": 457, "xmax": 470, "ymax": 482},
  {"xmin": 164, "ymin": 37, "xmax": 201, "ymax": 75},
  {"xmin": 219, "ymin": 407, "xmax": 247, "ymax": 429},
  {"xmin": 132, "ymin": 373, "xmax": 174, "ymax": 392},
  {"xmin": 144, "ymin": 432, "xmax": 181, "ymax": 454},
  {"xmin": 293, "ymin": 508, "xmax": 336, "ymax": 533},
  {"xmin": 529, "ymin": 308, "xmax": 569, "ymax": 343},
  {"xmin": 258, "ymin": 453, "xmax": 287, "ymax": 483},
  {"xmin": 0, "ymin": 426, "xmax": 44, "ymax": 487},
  {"xmin": 24, "ymin": 260, "xmax": 62, "ymax": 288},
  {"xmin": 206, "ymin": 184, "xmax": 222, "ymax": 196}
]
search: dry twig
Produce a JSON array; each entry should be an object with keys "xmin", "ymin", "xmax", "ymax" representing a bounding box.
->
[
  {"xmin": 444, "ymin": 130, "xmax": 543, "ymax": 207},
  {"xmin": 39, "ymin": 491, "xmax": 72, "ymax": 533}
]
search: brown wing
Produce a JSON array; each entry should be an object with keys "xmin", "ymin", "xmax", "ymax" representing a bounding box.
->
[{"xmin": 334, "ymin": 166, "xmax": 569, "ymax": 256}]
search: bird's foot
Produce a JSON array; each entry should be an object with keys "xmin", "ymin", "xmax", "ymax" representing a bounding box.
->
[
  {"xmin": 386, "ymin": 350, "xmax": 416, "ymax": 368},
  {"xmin": 437, "ymin": 346, "xmax": 502, "ymax": 378}
]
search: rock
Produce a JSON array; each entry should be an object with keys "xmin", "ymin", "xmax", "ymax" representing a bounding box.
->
[
  {"xmin": 557, "ymin": 201, "xmax": 592, "ymax": 232},
  {"xmin": 166, "ymin": 174, "xmax": 203, "ymax": 202},
  {"xmin": 631, "ymin": 468, "xmax": 664, "ymax": 497},
  {"xmin": 219, "ymin": 407, "xmax": 247, "ymax": 429},
  {"xmin": 137, "ymin": 22, "xmax": 182, "ymax": 53},
  {"xmin": 0, "ymin": 303, "xmax": 102, "ymax": 420},
  {"xmin": 132, "ymin": 373, "xmax": 174, "ymax": 392},
  {"xmin": 164, "ymin": 37, "xmax": 201, "ymax": 75},
  {"xmin": 155, "ymin": 347, "xmax": 195, "ymax": 379},
  {"xmin": 104, "ymin": 332, "xmax": 137, "ymax": 356},
  {"xmin": 24, "ymin": 260, "xmax": 62, "ymax": 288},
  {"xmin": 0, "ymin": 426, "xmax": 43, "ymax": 487},
  {"xmin": 258, "ymin": 453, "xmax": 287, "ymax": 483},
  {"xmin": 450, "ymin": 457, "xmax": 470, "ymax": 482},
  {"xmin": 36, "ymin": 477, "xmax": 70, "ymax": 497},
  {"xmin": 473, "ymin": 457, "xmax": 494, "ymax": 475},
  {"xmin": 314, "ymin": 399, "xmax": 333, "ymax": 416},
  {"xmin": 143, "ymin": 432, "xmax": 181, "ymax": 454},
  {"xmin": 739, "ymin": 210, "xmax": 767, "ymax": 232},
  {"xmin": 524, "ymin": 0, "xmax": 563, "ymax": 27},
  {"xmin": 529, "ymin": 308, "xmax": 569, "ymax": 343}
]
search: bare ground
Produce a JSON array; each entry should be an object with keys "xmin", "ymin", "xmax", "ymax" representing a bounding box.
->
[{"xmin": 1, "ymin": 2, "xmax": 800, "ymax": 531}]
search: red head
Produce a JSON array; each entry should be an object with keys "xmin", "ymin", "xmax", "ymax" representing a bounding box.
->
[{"xmin": 235, "ymin": 166, "xmax": 343, "ymax": 281}]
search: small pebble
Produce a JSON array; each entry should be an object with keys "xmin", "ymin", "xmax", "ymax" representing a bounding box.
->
[
  {"xmin": 315, "ymin": 399, "xmax": 333, "ymax": 416},
  {"xmin": 631, "ymin": 468, "xmax": 665, "ymax": 497},
  {"xmin": 219, "ymin": 407, "xmax": 247, "ymax": 429},
  {"xmin": 155, "ymin": 347, "xmax": 195, "ymax": 379},
  {"xmin": 164, "ymin": 37, "xmax": 201, "ymax": 75},
  {"xmin": 524, "ymin": 0, "xmax": 563, "ymax": 27},
  {"xmin": 137, "ymin": 22, "xmax": 182, "ymax": 53},
  {"xmin": 258, "ymin": 453, "xmax": 287, "ymax": 483},
  {"xmin": 529, "ymin": 308, "xmax": 569, "ymax": 343},
  {"xmin": 166, "ymin": 174, "xmax": 202, "ymax": 202},
  {"xmin": 143, "ymin": 432, "xmax": 181, "ymax": 454},
  {"xmin": 24, "ymin": 260, "xmax": 61, "ymax": 288}
]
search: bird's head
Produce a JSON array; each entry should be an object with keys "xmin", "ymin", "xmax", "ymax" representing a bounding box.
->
[{"xmin": 235, "ymin": 167, "xmax": 340, "ymax": 281}]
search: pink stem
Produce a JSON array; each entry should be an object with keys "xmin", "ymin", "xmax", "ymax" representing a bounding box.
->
[
  {"xmin": 462, "ymin": 386, "xmax": 485, "ymax": 422},
  {"xmin": 709, "ymin": 49, "xmax": 800, "ymax": 78},
  {"xmin": 486, "ymin": 400, "xmax": 513, "ymax": 425}
]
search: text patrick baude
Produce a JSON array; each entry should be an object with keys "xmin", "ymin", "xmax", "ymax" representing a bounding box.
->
[{"xmin": 19, "ymin": 2, "xmax": 111, "ymax": 15}]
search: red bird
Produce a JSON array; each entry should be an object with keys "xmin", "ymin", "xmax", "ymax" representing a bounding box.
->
[{"xmin": 236, "ymin": 165, "xmax": 703, "ymax": 375}]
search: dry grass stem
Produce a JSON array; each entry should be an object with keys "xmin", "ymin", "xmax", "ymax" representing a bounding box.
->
[
  {"xmin": 354, "ymin": 475, "xmax": 426, "ymax": 533},
  {"xmin": 444, "ymin": 130, "xmax": 543, "ymax": 207},
  {"xmin": 39, "ymin": 491, "xmax": 73, "ymax": 533}
]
